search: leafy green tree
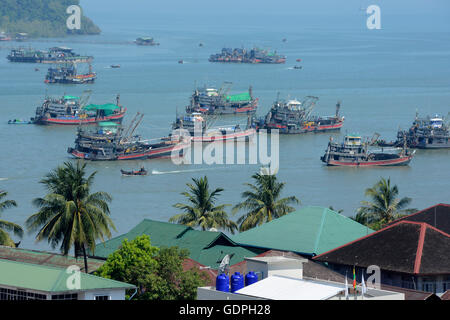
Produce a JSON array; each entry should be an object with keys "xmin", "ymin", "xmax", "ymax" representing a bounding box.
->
[
  {"xmin": 170, "ymin": 176, "xmax": 237, "ymax": 234},
  {"xmin": 356, "ymin": 177, "xmax": 416, "ymax": 230},
  {"xmin": 26, "ymin": 161, "xmax": 115, "ymax": 273},
  {"xmin": 96, "ymin": 235, "xmax": 208, "ymax": 300},
  {"xmin": 0, "ymin": 190, "xmax": 23, "ymax": 247},
  {"xmin": 233, "ymin": 171, "xmax": 300, "ymax": 232}
]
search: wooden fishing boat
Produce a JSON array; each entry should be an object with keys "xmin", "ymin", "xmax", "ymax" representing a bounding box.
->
[{"xmin": 121, "ymin": 168, "xmax": 147, "ymax": 176}]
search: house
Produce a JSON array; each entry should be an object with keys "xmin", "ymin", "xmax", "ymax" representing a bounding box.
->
[
  {"xmin": 313, "ymin": 219, "xmax": 450, "ymax": 294},
  {"xmin": 92, "ymin": 219, "xmax": 262, "ymax": 268},
  {"xmin": 0, "ymin": 259, "xmax": 135, "ymax": 300},
  {"xmin": 197, "ymin": 256, "xmax": 405, "ymax": 300},
  {"xmin": 232, "ymin": 206, "xmax": 373, "ymax": 257}
]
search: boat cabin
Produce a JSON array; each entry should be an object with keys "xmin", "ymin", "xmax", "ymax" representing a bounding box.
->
[
  {"xmin": 344, "ymin": 135, "xmax": 362, "ymax": 147},
  {"xmin": 430, "ymin": 117, "xmax": 443, "ymax": 129}
]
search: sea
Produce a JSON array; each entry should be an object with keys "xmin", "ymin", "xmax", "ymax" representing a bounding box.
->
[{"xmin": 0, "ymin": 0, "xmax": 449, "ymax": 251}]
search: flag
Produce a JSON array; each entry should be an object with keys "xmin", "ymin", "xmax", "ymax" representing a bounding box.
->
[
  {"xmin": 344, "ymin": 274, "xmax": 349, "ymax": 299},
  {"xmin": 361, "ymin": 274, "xmax": 367, "ymax": 295},
  {"xmin": 353, "ymin": 266, "xmax": 357, "ymax": 290}
]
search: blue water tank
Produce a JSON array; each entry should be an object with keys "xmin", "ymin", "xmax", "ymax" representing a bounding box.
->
[
  {"xmin": 245, "ymin": 271, "xmax": 258, "ymax": 286},
  {"xmin": 216, "ymin": 273, "xmax": 229, "ymax": 292},
  {"xmin": 230, "ymin": 272, "xmax": 244, "ymax": 293}
]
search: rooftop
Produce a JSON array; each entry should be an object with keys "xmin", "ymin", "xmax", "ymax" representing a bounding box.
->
[
  {"xmin": 232, "ymin": 206, "xmax": 373, "ymax": 256},
  {"xmin": 313, "ymin": 220, "xmax": 450, "ymax": 275},
  {"xmin": 92, "ymin": 219, "xmax": 261, "ymax": 268},
  {"xmin": 0, "ymin": 259, "xmax": 134, "ymax": 293}
]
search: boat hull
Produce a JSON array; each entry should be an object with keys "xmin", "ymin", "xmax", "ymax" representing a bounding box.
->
[
  {"xmin": 261, "ymin": 121, "xmax": 343, "ymax": 134},
  {"xmin": 34, "ymin": 111, "xmax": 126, "ymax": 125},
  {"xmin": 324, "ymin": 155, "xmax": 413, "ymax": 167}
]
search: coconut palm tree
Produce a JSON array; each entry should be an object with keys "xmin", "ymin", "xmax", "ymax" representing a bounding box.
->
[
  {"xmin": 232, "ymin": 171, "xmax": 299, "ymax": 232},
  {"xmin": 0, "ymin": 190, "xmax": 23, "ymax": 247},
  {"xmin": 356, "ymin": 177, "xmax": 415, "ymax": 230},
  {"xmin": 169, "ymin": 176, "xmax": 237, "ymax": 233},
  {"xmin": 26, "ymin": 161, "xmax": 116, "ymax": 273}
]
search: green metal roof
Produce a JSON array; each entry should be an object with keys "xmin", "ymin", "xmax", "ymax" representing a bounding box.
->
[
  {"xmin": 93, "ymin": 219, "xmax": 261, "ymax": 268},
  {"xmin": 232, "ymin": 206, "xmax": 374, "ymax": 256},
  {"xmin": 226, "ymin": 92, "xmax": 252, "ymax": 102},
  {"xmin": 64, "ymin": 95, "xmax": 79, "ymax": 100},
  {"xmin": 0, "ymin": 259, "xmax": 134, "ymax": 293}
]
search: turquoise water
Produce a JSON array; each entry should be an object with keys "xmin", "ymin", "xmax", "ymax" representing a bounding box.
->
[{"xmin": 1, "ymin": 0, "xmax": 450, "ymax": 251}]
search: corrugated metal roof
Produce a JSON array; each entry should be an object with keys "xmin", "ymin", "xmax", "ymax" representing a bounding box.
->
[
  {"xmin": 232, "ymin": 206, "xmax": 374, "ymax": 256},
  {"xmin": 0, "ymin": 259, "xmax": 134, "ymax": 293},
  {"xmin": 92, "ymin": 219, "xmax": 261, "ymax": 268}
]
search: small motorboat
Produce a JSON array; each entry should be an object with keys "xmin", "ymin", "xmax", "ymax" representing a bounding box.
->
[
  {"xmin": 120, "ymin": 167, "xmax": 148, "ymax": 176},
  {"xmin": 8, "ymin": 119, "xmax": 33, "ymax": 124},
  {"xmin": 178, "ymin": 60, "xmax": 184, "ymax": 64},
  {"xmin": 110, "ymin": 64, "xmax": 121, "ymax": 68},
  {"xmin": 296, "ymin": 58, "xmax": 302, "ymax": 62},
  {"xmin": 293, "ymin": 65, "xmax": 302, "ymax": 69}
]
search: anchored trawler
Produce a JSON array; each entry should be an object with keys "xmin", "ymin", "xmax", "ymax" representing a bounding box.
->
[
  {"xmin": 7, "ymin": 47, "xmax": 93, "ymax": 63},
  {"xmin": 321, "ymin": 134, "xmax": 414, "ymax": 167},
  {"xmin": 68, "ymin": 113, "xmax": 190, "ymax": 161},
  {"xmin": 32, "ymin": 93, "xmax": 126, "ymax": 125},
  {"xmin": 171, "ymin": 113, "xmax": 255, "ymax": 143},
  {"xmin": 209, "ymin": 47, "xmax": 286, "ymax": 64},
  {"xmin": 45, "ymin": 62, "xmax": 96, "ymax": 84},
  {"xmin": 377, "ymin": 113, "xmax": 450, "ymax": 149},
  {"xmin": 255, "ymin": 96, "xmax": 344, "ymax": 134},
  {"xmin": 185, "ymin": 82, "xmax": 258, "ymax": 115}
]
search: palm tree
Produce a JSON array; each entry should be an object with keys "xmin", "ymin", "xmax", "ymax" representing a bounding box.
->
[
  {"xmin": 169, "ymin": 176, "xmax": 237, "ymax": 233},
  {"xmin": 232, "ymin": 171, "xmax": 299, "ymax": 232},
  {"xmin": 356, "ymin": 177, "xmax": 415, "ymax": 230},
  {"xmin": 26, "ymin": 161, "xmax": 116, "ymax": 273},
  {"xmin": 0, "ymin": 190, "xmax": 23, "ymax": 247}
]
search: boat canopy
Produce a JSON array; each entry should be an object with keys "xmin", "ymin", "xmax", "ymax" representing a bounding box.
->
[
  {"xmin": 226, "ymin": 92, "xmax": 252, "ymax": 102},
  {"xmin": 64, "ymin": 95, "xmax": 79, "ymax": 100},
  {"xmin": 98, "ymin": 121, "xmax": 119, "ymax": 127},
  {"xmin": 83, "ymin": 103, "xmax": 120, "ymax": 115}
]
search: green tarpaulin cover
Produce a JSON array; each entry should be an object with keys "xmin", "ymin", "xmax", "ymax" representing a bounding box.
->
[
  {"xmin": 83, "ymin": 103, "xmax": 120, "ymax": 115},
  {"xmin": 64, "ymin": 95, "xmax": 79, "ymax": 100},
  {"xmin": 98, "ymin": 121, "xmax": 119, "ymax": 127},
  {"xmin": 226, "ymin": 92, "xmax": 252, "ymax": 102}
]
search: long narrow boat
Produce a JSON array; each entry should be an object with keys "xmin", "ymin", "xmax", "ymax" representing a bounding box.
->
[
  {"xmin": 32, "ymin": 94, "xmax": 126, "ymax": 125},
  {"xmin": 321, "ymin": 134, "xmax": 414, "ymax": 167}
]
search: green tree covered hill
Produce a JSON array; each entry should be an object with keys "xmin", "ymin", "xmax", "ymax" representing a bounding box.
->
[{"xmin": 0, "ymin": 0, "xmax": 101, "ymax": 38}]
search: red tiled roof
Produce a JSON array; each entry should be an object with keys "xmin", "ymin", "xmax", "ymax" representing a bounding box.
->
[{"xmin": 313, "ymin": 221, "xmax": 450, "ymax": 275}]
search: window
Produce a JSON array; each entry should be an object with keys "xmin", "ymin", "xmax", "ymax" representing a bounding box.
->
[
  {"xmin": 51, "ymin": 293, "xmax": 78, "ymax": 300},
  {"xmin": 0, "ymin": 288, "xmax": 47, "ymax": 300},
  {"xmin": 95, "ymin": 295, "xmax": 110, "ymax": 301}
]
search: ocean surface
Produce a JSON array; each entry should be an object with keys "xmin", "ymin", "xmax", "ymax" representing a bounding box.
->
[{"xmin": 0, "ymin": 0, "xmax": 449, "ymax": 252}]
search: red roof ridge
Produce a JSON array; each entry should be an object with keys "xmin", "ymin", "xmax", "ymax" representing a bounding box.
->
[
  {"xmin": 313, "ymin": 219, "xmax": 449, "ymax": 261},
  {"xmin": 413, "ymin": 224, "xmax": 426, "ymax": 274}
]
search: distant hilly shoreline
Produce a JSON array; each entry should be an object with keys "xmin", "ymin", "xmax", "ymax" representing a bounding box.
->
[{"xmin": 0, "ymin": 0, "xmax": 101, "ymax": 38}]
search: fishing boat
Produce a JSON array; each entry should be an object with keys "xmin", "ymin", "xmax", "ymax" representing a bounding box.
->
[
  {"xmin": 321, "ymin": 134, "xmax": 414, "ymax": 167},
  {"xmin": 293, "ymin": 65, "xmax": 302, "ymax": 69},
  {"xmin": 121, "ymin": 167, "xmax": 147, "ymax": 176},
  {"xmin": 135, "ymin": 37, "xmax": 160, "ymax": 46},
  {"xmin": 32, "ymin": 93, "xmax": 126, "ymax": 125},
  {"xmin": 68, "ymin": 113, "xmax": 190, "ymax": 161},
  {"xmin": 110, "ymin": 64, "xmax": 121, "ymax": 68},
  {"xmin": 186, "ymin": 82, "xmax": 258, "ymax": 115},
  {"xmin": 172, "ymin": 113, "xmax": 255, "ymax": 143},
  {"xmin": 379, "ymin": 113, "xmax": 450, "ymax": 149},
  {"xmin": 44, "ymin": 62, "xmax": 96, "ymax": 84},
  {"xmin": 209, "ymin": 47, "xmax": 286, "ymax": 64},
  {"xmin": 7, "ymin": 47, "xmax": 93, "ymax": 63},
  {"xmin": 255, "ymin": 96, "xmax": 344, "ymax": 134}
]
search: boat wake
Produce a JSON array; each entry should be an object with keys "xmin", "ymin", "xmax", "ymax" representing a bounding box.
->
[{"xmin": 151, "ymin": 167, "xmax": 222, "ymax": 175}]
